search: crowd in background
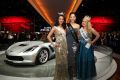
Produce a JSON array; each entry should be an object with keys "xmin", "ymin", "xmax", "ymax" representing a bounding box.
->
[
  {"xmin": 0, "ymin": 30, "xmax": 120, "ymax": 53},
  {"xmin": 98, "ymin": 31, "xmax": 120, "ymax": 53},
  {"xmin": 0, "ymin": 31, "xmax": 49, "ymax": 50}
]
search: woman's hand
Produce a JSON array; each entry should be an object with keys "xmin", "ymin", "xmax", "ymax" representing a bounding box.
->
[
  {"xmin": 54, "ymin": 43, "xmax": 60, "ymax": 47},
  {"xmin": 88, "ymin": 40, "xmax": 93, "ymax": 45},
  {"xmin": 91, "ymin": 28, "xmax": 100, "ymax": 44},
  {"xmin": 47, "ymin": 27, "xmax": 56, "ymax": 45},
  {"xmin": 51, "ymin": 42, "xmax": 60, "ymax": 48}
]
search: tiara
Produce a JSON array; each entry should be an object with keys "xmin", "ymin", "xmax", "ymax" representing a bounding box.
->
[
  {"xmin": 58, "ymin": 12, "xmax": 64, "ymax": 15},
  {"xmin": 83, "ymin": 16, "xmax": 91, "ymax": 21}
]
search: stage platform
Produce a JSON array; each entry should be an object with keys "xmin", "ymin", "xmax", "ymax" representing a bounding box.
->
[{"xmin": 0, "ymin": 46, "xmax": 117, "ymax": 80}]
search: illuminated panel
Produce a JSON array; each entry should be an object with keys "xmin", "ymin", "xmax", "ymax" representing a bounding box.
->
[
  {"xmin": 27, "ymin": 0, "xmax": 51, "ymax": 25},
  {"xmin": 34, "ymin": 0, "xmax": 53, "ymax": 25},
  {"xmin": 28, "ymin": 0, "xmax": 82, "ymax": 26},
  {"xmin": 91, "ymin": 16, "xmax": 114, "ymax": 32},
  {"xmin": 0, "ymin": 16, "xmax": 31, "ymax": 32}
]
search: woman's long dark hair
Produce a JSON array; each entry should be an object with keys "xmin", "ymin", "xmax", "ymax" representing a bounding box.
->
[
  {"xmin": 54, "ymin": 15, "xmax": 66, "ymax": 29},
  {"xmin": 69, "ymin": 12, "xmax": 76, "ymax": 17}
]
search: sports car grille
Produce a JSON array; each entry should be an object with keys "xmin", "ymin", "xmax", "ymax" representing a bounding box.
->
[{"xmin": 6, "ymin": 55, "xmax": 24, "ymax": 61}]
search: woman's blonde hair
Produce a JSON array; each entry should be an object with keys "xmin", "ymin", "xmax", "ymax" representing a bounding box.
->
[{"xmin": 83, "ymin": 15, "xmax": 92, "ymax": 33}]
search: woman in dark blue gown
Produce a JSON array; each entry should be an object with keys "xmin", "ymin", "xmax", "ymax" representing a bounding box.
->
[
  {"xmin": 76, "ymin": 16, "xmax": 100, "ymax": 80},
  {"xmin": 66, "ymin": 12, "xmax": 80, "ymax": 80}
]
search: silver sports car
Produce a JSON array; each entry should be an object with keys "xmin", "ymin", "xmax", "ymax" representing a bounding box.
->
[{"xmin": 5, "ymin": 41, "xmax": 55, "ymax": 64}]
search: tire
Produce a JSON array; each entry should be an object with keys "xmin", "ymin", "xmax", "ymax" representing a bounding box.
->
[{"xmin": 36, "ymin": 48, "xmax": 49, "ymax": 64}]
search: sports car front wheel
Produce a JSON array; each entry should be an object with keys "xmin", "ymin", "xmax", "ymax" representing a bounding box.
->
[{"xmin": 36, "ymin": 48, "xmax": 49, "ymax": 64}]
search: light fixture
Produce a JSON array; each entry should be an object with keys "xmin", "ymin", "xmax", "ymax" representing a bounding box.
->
[{"xmin": 28, "ymin": 0, "xmax": 82, "ymax": 26}]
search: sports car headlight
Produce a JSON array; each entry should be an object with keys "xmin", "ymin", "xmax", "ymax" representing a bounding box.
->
[{"xmin": 24, "ymin": 46, "xmax": 39, "ymax": 52}]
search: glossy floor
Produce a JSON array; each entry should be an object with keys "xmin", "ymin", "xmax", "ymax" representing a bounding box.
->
[{"xmin": 108, "ymin": 53, "xmax": 120, "ymax": 80}]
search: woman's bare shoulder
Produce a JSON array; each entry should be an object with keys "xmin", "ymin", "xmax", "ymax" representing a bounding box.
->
[{"xmin": 75, "ymin": 23, "xmax": 80, "ymax": 29}]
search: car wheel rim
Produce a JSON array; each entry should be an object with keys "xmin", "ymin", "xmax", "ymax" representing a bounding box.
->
[{"xmin": 39, "ymin": 49, "xmax": 48, "ymax": 63}]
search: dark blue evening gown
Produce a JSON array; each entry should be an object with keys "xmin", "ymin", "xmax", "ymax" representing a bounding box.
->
[
  {"xmin": 66, "ymin": 26, "xmax": 79, "ymax": 79},
  {"xmin": 76, "ymin": 28, "xmax": 97, "ymax": 80}
]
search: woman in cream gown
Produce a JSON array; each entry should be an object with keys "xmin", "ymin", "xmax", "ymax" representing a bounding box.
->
[{"xmin": 47, "ymin": 14, "xmax": 69, "ymax": 80}]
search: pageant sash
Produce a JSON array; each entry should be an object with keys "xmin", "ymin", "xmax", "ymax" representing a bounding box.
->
[
  {"xmin": 54, "ymin": 26, "xmax": 66, "ymax": 41},
  {"xmin": 67, "ymin": 23, "xmax": 79, "ymax": 43},
  {"xmin": 80, "ymin": 27, "xmax": 91, "ymax": 49}
]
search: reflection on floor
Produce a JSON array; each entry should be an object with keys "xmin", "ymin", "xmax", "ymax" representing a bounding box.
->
[{"xmin": 108, "ymin": 53, "xmax": 120, "ymax": 80}]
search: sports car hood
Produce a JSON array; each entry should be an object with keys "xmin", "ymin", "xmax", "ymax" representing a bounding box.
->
[{"xmin": 6, "ymin": 41, "xmax": 44, "ymax": 54}]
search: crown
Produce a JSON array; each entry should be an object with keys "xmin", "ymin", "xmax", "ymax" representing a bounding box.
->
[
  {"xmin": 83, "ymin": 15, "xmax": 91, "ymax": 21},
  {"xmin": 58, "ymin": 12, "xmax": 64, "ymax": 16}
]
